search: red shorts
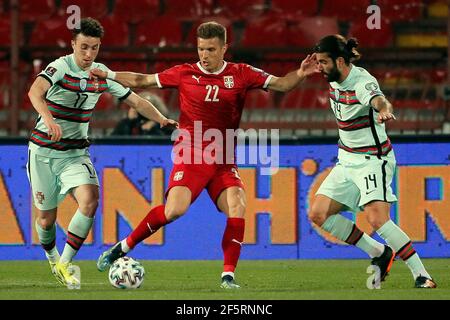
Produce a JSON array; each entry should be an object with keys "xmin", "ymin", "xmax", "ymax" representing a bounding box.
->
[{"xmin": 166, "ymin": 162, "xmax": 244, "ymax": 208}]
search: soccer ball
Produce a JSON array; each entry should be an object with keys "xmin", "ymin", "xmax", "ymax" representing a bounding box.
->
[{"xmin": 108, "ymin": 257, "xmax": 145, "ymax": 289}]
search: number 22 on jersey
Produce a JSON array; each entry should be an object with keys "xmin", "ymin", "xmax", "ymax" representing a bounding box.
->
[{"xmin": 205, "ymin": 85, "xmax": 220, "ymax": 102}]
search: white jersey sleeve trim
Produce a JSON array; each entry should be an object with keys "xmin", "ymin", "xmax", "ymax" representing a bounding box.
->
[
  {"xmin": 263, "ymin": 75, "xmax": 273, "ymax": 89},
  {"xmin": 155, "ymin": 73, "xmax": 162, "ymax": 88}
]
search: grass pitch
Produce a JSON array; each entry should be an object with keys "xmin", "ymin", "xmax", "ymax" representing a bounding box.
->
[{"xmin": 0, "ymin": 259, "xmax": 448, "ymax": 300}]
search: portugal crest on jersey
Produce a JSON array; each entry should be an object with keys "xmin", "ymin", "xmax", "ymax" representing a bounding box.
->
[
  {"xmin": 224, "ymin": 76, "xmax": 234, "ymax": 88},
  {"xmin": 80, "ymin": 78, "xmax": 87, "ymax": 91}
]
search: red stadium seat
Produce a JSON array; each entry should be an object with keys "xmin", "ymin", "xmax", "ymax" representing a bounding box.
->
[
  {"xmin": 279, "ymin": 90, "xmax": 302, "ymax": 109},
  {"xmin": 429, "ymin": 69, "xmax": 447, "ymax": 83},
  {"xmin": 244, "ymin": 90, "xmax": 274, "ymax": 109},
  {"xmin": 288, "ymin": 16, "xmax": 338, "ymax": 47},
  {"xmin": 19, "ymin": 0, "xmax": 56, "ymax": 22},
  {"xmin": 112, "ymin": 0, "xmax": 159, "ymax": 23},
  {"xmin": 95, "ymin": 92, "xmax": 115, "ymax": 110},
  {"xmin": 348, "ymin": 18, "xmax": 394, "ymax": 48},
  {"xmin": 0, "ymin": 17, "xmax": 11, "ymax": 46},
  {"xmin": 241, "ymin": 16, "xmax": 288, "ymax": 48},
  {"xmin": 163, "ymin": 0, "xmax": 215, "ymax": 18},
  {"xmin": 29, "ymin": 19, "xmax": 71, "ymax": 47},
  {"xmin": 135, "ymin": 16, "xmax": 183, "ymax": 47},
  {"xmin": 59, "ymin": 0, "xmax": 108, "ymax": 19},
  {"xmin": 320, "ymin": 0, "xmax": 371, "ymax": 21},
  {"xmin": 376, "ymin": 0, "xmax": 424, "ymax": 22},
  {"xmin": 98, "ymin": 15, "xmax": 130, "ymax": 46},
  {"xmin": 271, "ymin": 0, "xmax": 318, "ymax": 17},
  {"xmin": 216, "ymin": 0, "xmax": 267, "ymax": 20},
  {"xmin": 106, "ymin": 61, "xmax": 150, "ymax": 73}
]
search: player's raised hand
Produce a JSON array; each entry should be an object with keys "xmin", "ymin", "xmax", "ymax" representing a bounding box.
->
[
  {"xmin": 298, "ymin": 53, "xmax": 320, "ymax": 77},
  {"xmin": 160, "ymin": 118, "xmax": 179, "ymax": 129},
  {"xmin": 377, "ymin": 111, "xmax": 396, "ymax": 123},
  {"xmin": 43, "ymin": 117, "xmax": 63, "ymax": 141},
  {"xmin": 89, "ymin": 68, "xmax": 108, "ymax": 80}
]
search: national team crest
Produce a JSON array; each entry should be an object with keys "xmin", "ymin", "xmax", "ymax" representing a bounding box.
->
[
  {"xmin": 224, "ymin": 76, "xmax": 234, "ymax": 88},
  {"xmin": 334, "ymin": 88, "xmax": 340, "ymax": 101},
  {"xmin": 80, "ymin": 78, "xmax": 87, "ymax": 91},
  {"xmin": 173, "ymin": 171, "xmax": 184, "ymax": 181}
]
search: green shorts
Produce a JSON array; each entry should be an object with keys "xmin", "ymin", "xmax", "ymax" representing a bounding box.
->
[
  {"xmin": 26, "ymin": 150, "xmax": 99, "ymax": 211},
  {"xmin": 316, "ymin": 151, "xmax": 397, "ymax": 212}
]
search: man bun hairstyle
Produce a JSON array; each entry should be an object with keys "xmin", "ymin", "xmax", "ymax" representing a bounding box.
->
[
  {"xmin": 314, "ymin": 34, "xmax": 361, "ymax": 64},
  {"xmin": 72, "ymin": 17, "xmax": 104, "ymax": 39},
  {"xmin": 197, "ymin": 21, "xmax": 227, "ymax": 44}
]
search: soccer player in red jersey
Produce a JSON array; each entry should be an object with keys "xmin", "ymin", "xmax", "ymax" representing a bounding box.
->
[{"xmin": 92, "ymin": 21, "xmax": 319, "ymax": 288}]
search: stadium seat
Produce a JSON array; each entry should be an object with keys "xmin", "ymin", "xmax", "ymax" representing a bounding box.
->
[
  {"xmin": 279, "ymin": 89, "xmax": 302, "ymax": 109},
  {"xmin": 375, "ymin": 0, "xmax": 424, "ymax": 22},
  {"xmin": 216, "ymin": 0, "xmax": 267, "ymax": 20},
  {"xmin": 163, "ymin": 0, "xmax": 214, "ymax": 18},
  {"xmin": 244, "ymin": 89, "xmax": 274, "ymax": 109},
  {"xmin": 19, "ymin": 0, "xmax": 56, "ymax": 22},
  {"xmin": 135, "ymin": 16, "xmax": 183, "ymax": 47},
  {"xmin": 347, "ymin": 18, "xmax": 394, "ymax": 48},
  {"xmin": 98, "ymin": 15, "xmax": 130, "ymax": 46},
  {"xmin": 320, "ymin": 0, "xmax": 371, "ymax": 21},
  {"xmin": 29, "ymin": 19, "xmax": 71, "ymax": 47},
  {"xmin": 241, "ymin": 16, "xmax": 288, "ymax": 48},
  {"xmin": 95, "ymin": 92, "xmax": 115, "ymax": 110},
  {"xmin": 59, "ymin": 0, "xmax": 108, "ymax": 19},
  {"xmin": 0, "ymin": 17, "xmax": 10, "ymax": 46},
  {"xmin": 112, "ymin": 0, "xmax": 160, "ymax": 23},
  {"xmin": 288, "ymin": 16, "xmax": 338, "ymax": 47},
  {"xmin": 106, "ymin": 61, "xmax": 150, "ymax": 73},
  {"xmin": 270, "ymin": 0, "xmax": 318, "ymax": 16}
]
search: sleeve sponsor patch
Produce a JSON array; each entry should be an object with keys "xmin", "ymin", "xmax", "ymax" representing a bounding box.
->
[
  {"xmin": 365, "ymin": 82, "xmax": 378, "ymax": 91},
  {"xmin": 45, "ymin": 66, "xmax": 57, "ymax": 77}
]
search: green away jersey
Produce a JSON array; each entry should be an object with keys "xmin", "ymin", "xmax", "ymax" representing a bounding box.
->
[
  {"xmin": 328, "ymin": 65, "xmax": 393, "ymax": 161},
  {"xmin": 29, "ymin": 53, "xmax": 131, "ymax": 158}
]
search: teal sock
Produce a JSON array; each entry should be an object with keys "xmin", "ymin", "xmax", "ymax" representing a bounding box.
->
[
  {"xmin": 60, "ymin": 209, "xmax": 94, "ymax": 264},
  {"xmin": 322, "ymin": 214, "xmax": 384, "ymax": 258},
  {"xmin": 35, "ymin": 220, "xmax": 59, "ymax": 262},
  {"xmin": 377, "ymin": 220, "xmax": 431, "ymax": 279}
]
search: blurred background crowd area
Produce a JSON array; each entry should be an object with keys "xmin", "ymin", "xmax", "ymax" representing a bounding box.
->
[{"xmin": 0, "ymin": 0, "xmax": 449, "ymax": 138}]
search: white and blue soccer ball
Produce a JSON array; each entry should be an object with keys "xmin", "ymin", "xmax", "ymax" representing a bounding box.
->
[{"xmin": 108, "ymin": 257, "xmax": 145, "ymax": 289}]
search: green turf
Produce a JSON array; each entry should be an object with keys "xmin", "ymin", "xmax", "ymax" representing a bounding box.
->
[{"xmin": 0, "ymin": 259, "xmax": 448, "ymax": 300}]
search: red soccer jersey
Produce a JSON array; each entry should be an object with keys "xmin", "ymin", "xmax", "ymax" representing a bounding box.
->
[{"xmin": 156, "ymin": 61, "xmax": 272, "ymax": 139}]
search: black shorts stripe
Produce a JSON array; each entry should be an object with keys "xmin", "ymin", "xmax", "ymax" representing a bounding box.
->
[
  {"xmin": 369, "ymin": 108, "xmax": 383, "ymax": 158},
  {"xmin": 381, "ymin": 160, "xmax": 388, "ymax": 202},
  {"xmin": 119, "ymin": 89, "xmax": 132, "ymax": 101}
]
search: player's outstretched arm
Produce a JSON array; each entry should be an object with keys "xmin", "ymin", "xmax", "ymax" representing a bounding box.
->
[
  {"xmin": 267, "ymin": 53, "xmax": 320, "ymax": 92},
  {"xmin": 124, "ymin": 92, "xmax": 179, "ymax": 129},
  {"xmin": 90, "ymin": 69, "xmax": 158, "ymax": 89},
  {"xmin": 371, "ymin": 96, "xmax": 397, "ymax": 123},
  {"xmin": 28, "ymin": 77, "xmax": 62, "ymax": 141}
]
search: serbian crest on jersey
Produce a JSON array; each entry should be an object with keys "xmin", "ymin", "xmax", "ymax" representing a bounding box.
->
[
  {"xmin": 173, "ymin": 171, "xmax": 184, "ymax": 181},
  {"xmin": 80, "ymin": 78, "xmax": 87, "ymax": 91},
  {"xmin": 223, "ymin": 75, "xmax": 234, "ymax": 88}
]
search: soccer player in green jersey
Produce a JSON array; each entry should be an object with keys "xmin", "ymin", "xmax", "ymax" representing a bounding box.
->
[
  {"xmin": 308, "ymin": 35, "xmax": 436, "ymax": 288},
  {"xmin": 26, "ymin": 17, "xmax": 177, "ymax": 288}
]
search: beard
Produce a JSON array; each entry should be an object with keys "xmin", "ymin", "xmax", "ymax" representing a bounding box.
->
[{"xmin": 323, "ymin": 65, "xmax": 341, "ymax": 82}]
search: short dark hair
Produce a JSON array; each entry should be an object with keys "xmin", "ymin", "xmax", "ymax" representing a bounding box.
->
[
  {"xmin": 197, "ymin": 21, "xmax": 226, "ymax": 44},
  {"xmin": 314, "ymin": 34, "xmax": 361, "ymax": 64},
  {"xmin": 72, "ymin": 17, "xmax": 104, "ymax": 39}
]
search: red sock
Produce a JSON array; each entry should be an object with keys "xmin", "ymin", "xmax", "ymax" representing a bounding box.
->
[
  {"xmin": 126, "ymin": 205, "xmax": 168, "ymax": 249},
  {"xmin": 222, "ymin": 217, "xmax": 245, "ymax": 273}
]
